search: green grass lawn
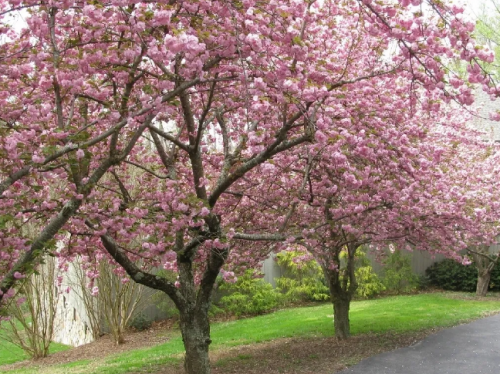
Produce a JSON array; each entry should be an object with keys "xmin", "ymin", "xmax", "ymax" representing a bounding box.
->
[
  {"xmin": 3, "ymin": 292, "xmax": 500, "ymax": 374},
  {"xmin": 0, "ymin": 322, "xmax": 69, "ymax": 366}
]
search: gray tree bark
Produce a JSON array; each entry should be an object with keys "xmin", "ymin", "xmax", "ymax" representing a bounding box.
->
[
  {"xmin": 476, "ymin": 270, "xmax": 491, "ymax": 297},
  {"xmin": 180, "ymin": 308, "xmax": 212, "ymax": 374},
  {"xmin": 469, "ymin": 246, "xmax": 499, "ymax": 297},
  {"xmin": 323, "ymin": 241, "xmax": 359, "ymax": 339}
]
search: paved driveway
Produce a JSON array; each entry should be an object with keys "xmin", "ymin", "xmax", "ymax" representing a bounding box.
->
[{"xmin": 339, "ymin": 313, "xmax": 500, "ymax": 374}]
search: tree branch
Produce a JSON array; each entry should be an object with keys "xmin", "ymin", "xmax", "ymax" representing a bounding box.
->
[
  {"xmin": 97, "ymin": 233, "xmax": 184, "ymax": 307},
  {"xmin": 148, "ymin": 125, "xmax": 190, "ymax": 152}
]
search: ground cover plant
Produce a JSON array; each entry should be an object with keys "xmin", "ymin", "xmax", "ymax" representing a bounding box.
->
[{"xmin": 1, "ymin": 293, "xmax": 500, "ymax": 374}]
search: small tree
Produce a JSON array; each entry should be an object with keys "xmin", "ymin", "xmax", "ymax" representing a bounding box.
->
[
  {"xmin": 3, "ymin": 258, "xmax": 59, "ymax": 359},
  {"xmin": 97, "ymin": 261, "xmax": 148, "ymax": 344},
  {"xmin": 72, "ymin": 259, "xmax": 148, "ymax": 345}
]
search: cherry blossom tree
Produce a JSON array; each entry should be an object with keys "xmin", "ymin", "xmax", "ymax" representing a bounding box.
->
[
  {"xmin": 459, "ymin": 0, "xmax": 500, "ymax": 296},
  {"xmin": 0, "ymin": 0, "xmax": 498, "ymax": 372},
  {"xmin": 229, "ymin": 99, "xmax": 500, "ymax": 338}
]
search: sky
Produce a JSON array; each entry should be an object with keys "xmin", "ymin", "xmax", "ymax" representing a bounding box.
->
[{"xmin": 463, "ymin": 0, "xmax": 496, "ymax": 19}]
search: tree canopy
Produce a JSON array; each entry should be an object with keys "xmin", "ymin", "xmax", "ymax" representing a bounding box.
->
[{"xmin": 1, "ymin": 0, "xmax": 500, "ymax": 372}]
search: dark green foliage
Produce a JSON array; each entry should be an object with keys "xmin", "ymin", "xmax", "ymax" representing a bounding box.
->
[
  {"xmin": 275, "ymin": 251, "xmax": 330, "ymax": 302},
  {"xmin": 416, "ymin": 274, "xmax": 432, "ymax": 290},
  {"xmin": 382, "ymin": 250, "xmax": 418, "ymax": 294},
  {"xmin": 217, "ymin": 271, "xmax": 283, "ymax": 316},
  {"xmin": 426, "ymin": 259, "xmax": 479, "ymax": 292},
  {"xmin": 128, "ymin": 313, "xmax": 152, "ymax": 331},
  {"xmin": 490, "ymin": 265, "xmax": 500, "ymax": 290}
]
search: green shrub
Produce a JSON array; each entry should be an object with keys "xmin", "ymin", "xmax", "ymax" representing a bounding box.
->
[
  {"xmin": 416, "ymin": 274, "xmax": 431, "ymax": 290},
  {"xmin": 355, "ymin": 265, "xmax": 386, "ymax": 298},
  {"xmin": 208, "ymin": 303, "xmax": 225, "ymax": 318},
  {"xmin": 276, "ymin": 276, "xmax": 330, "ymax": 302},
  {"xmin": 275, "ymin": 251, "xmax": 329, "ymax": 302},
  {"xmin": 217, "ymin": 271, "xmax": 283, "ymax": 316},
  {"xmin": 342, "ymin": 248, "xmax": 385, "ymax": 299},
  {"xmin": 490, "ymin": 266, "xmax": 500, "ymax": 291},
  {"xmin": 382, "ymin": 250, "xmax": 418, "ymax": 294},
  {"xmin": 424, "ymin": 258, "xmax": 496, "ymax": 292},
  {"xmin": 128, "ymin": 313, "xmax": 152, "ymax": 331},
  {"xmin": 276, "ymin": 248, "xmax": 384, "ymax": 301}
]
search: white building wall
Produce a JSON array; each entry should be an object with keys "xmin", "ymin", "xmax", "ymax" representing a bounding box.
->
[{"xmin": 52, "ymin": 262, "xmax": 94, "ymax": 347}]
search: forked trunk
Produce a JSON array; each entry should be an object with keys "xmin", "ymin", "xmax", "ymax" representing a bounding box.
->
[
  {"xmin": 469, "ymin": 247, "xmax": 497, "ymax": 297},
  {"xmin": 476, "ymin": 270, "xmax": 491, "ymax": 297},
  {"xmin": 114, "ymin": 332, "xmax": 125, "ymax": 345},
  {"xmin": 322, "ymin": 242, "xmax": 358, "ymax": 339},
  {"xmin": 180, "ymin": 308, "xmax": 212, "ymax": 374},
  {"xmin": 324, "ymin": 267, "xmax": 355, "ymax": 339}
]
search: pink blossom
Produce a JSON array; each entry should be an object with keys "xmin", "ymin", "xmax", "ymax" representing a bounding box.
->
[
  {"xmin": 13, "ymin": 272, "xmax": 24, "ymax": 279},
  {"xmin": 16, "ymin": 297, "xmax": 26, "ymax": 306},
  {"xmin": 76, "ymin": 149, "xmax": 85, "ymax": 160},
  {"xmin": 32, "ymin": 154, "xmax": 45, "ymax": 163}
]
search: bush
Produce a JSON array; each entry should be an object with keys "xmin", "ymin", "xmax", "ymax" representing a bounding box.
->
[
  {"xmin": 3, "ymin": 258, "xmax": 59, "ymax": 359},
  {"xmin": 490, "ymin": 265, "xmax": 500, "ymax": 291},
  {"xmin": 128, "ymin": 313, "xmax": 152, "ymax": 331},
  {"xmin": 275, "ymin": 248, "xmax": 384, "ymax": 301},
  {"xmin": 416, "ymin": 274, "xmax": 431, "ymax": 290},
  {"xmin": 217, "ymin": 271, "xmax": 283, "ymax": 316},
  {"xmin": 355, "ymin": 265, "xmax": 386, "ymax": 298},
  {"xmin": 343, "ymin": 248, "xmax": 385, "ymax": 299},
  {"xmin": 425, "ymin": 259, "xmax": 479, "ymax": 292},
  {"xmin": 275, "ymin": 250, "xmax": 329, "ymax": 302},
  {"xmin": 73, "ymin": 260, "xmax": 149, "ymax": 345},
  {"xmin": 382, "ymin": 250, "xmax": 418, "ymax": 294}
]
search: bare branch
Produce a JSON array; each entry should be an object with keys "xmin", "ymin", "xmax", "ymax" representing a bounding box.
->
[
  {"xmin": 124, "ymin": 160, "xmax": 171, "ymax": 179},
  {"xmin": 149, "ymin": 125, "xmax": 190, "ymax": 152},
  {"xmin": 97, "ymin": 233, "xmax": 184, "ymax": 307}
]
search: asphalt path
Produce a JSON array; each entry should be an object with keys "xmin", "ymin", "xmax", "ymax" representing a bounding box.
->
[{"xmin": 339, "ymin": 313, "xmax": 500, "ymax": 374}]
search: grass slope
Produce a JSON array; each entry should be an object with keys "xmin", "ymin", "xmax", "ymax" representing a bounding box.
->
[
  {"xmin": 0, "ymin": 323, "xmax": 69, "ymax": 366},
  {"xmin": 3, "ymin": 293, "xmax": 500, "ymax": 374}
]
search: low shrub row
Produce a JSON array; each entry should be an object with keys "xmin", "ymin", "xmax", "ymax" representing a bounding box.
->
[
  {"xmin": 139, "ymin": 249, "xmax": 425, "ymax": 323},
  {"xmin": 425, "ymin": 258, "xmax": 500, "ymax": 292},
  {"xmin": 207, "ymin": 248, "xmax": 420, "ymax": 317}
]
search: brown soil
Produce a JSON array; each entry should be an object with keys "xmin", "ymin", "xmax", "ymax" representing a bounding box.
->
[
  {"xmin": 126, "ymin": 329, "xmax": 438, "ymax": 374},
  {"xmin": 0, "ymin": 320, "xmax": 439, "ymax": 374},
  {"xmin": 208, "ymin": 330, "xmax": 436, "ymax": 374}
]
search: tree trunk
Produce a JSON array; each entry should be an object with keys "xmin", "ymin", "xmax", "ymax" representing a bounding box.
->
[
  {"xmin": 476, "ymin": 270, "xmax": 491, "ymax": 297},
  {"xmin": 322, "ymin": 242, "xmax": 359, "ymax": 339},
  {"xmin": 324, "ymin": 267, "xmax": 355, "ymax": 339},
  {"xmin": 469, "ymin": 247, "xmax": 496, "ymax": 297},
  {"xmin": 179, "ymin": 308, "xmax": 212, "ymax": 374},
  {"xmin": 333, "ymin": 296, "xmax": 351, "ymax": 339}
]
